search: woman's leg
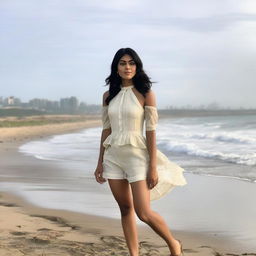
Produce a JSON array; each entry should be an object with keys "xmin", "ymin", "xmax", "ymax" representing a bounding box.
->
[
  {"xmin": 130, "ymin": 180, "xmax": 181, "ymax": 255},
  {"xmin": 108, "ymin": 179, "xmax": 139, "ymax": 256}
]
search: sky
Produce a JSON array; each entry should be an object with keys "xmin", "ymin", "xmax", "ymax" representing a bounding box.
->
[{"xmin": 0, "ymin": 0, "xmax": 256, "ymax": 109}]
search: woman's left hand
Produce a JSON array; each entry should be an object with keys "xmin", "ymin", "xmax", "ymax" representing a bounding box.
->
[{"xmin": 147, "ymin": 167, "xmax": 158, "ymax": 190}]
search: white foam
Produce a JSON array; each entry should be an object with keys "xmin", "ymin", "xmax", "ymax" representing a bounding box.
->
[{"xmin": 162, "ymin": 141, "xmax": 256, "ymax": 166}]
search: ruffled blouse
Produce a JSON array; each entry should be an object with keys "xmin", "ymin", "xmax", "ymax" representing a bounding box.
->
[{"xmin": 101, "ymin": 85, "xmax": 158, "ymax": 149}]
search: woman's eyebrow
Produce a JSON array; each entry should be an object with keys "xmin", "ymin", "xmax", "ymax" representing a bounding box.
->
[{"xmin": 119, "ymin": 59, "xmax": 134, "ymax": 62}]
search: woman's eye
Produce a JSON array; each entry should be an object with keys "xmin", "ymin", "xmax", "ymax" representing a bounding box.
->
[{"xmin": 119, "ymin": 61, "xmax": 135, "ymax": 66}]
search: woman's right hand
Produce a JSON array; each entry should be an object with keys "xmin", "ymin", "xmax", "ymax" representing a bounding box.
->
[{"xmin": 94, "ymin": 163, "xmax": 106, "ymax": 184}]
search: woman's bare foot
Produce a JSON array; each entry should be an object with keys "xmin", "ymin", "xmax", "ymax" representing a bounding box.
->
[{"xmin": 170, "ymin": 239, "xmax": 182, "ymax": 255}]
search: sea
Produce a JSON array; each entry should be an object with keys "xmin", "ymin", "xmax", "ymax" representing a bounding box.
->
[
  {"xmin": 1, "ymin": 114, "xmax": 256, "ymax": 249},
  {"xmin": 19, "ymin": 113, "xmax": 256, "ymax": 183}
]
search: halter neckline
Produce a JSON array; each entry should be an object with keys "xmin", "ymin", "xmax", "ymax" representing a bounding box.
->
[{"xmin": 121, "ymin": 85, "xmax": 134, "ymax": 90}]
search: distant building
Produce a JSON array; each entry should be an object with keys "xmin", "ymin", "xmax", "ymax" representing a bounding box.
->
[{"xmin": 7, "ymin": 96, "xmax": 15, "ymax": 105}]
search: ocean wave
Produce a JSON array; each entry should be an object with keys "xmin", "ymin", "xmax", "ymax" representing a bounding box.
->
[
  {"xmin": 183, "ymin": 132, "xmax": 256, "ymax": 144},
  {"xmin": 163, "ymin": 141, "xmax": 256, "ymax": 166}
]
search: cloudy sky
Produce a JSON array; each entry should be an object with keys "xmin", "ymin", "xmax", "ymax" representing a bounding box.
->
[{"xmin": 0, "ymin": 0, "xmax": 256, "ymax": 109}]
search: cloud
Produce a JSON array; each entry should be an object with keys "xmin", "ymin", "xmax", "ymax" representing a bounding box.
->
[{"xmin": 0, "ymin": 0, "xmax": 256, "ymax": 108}]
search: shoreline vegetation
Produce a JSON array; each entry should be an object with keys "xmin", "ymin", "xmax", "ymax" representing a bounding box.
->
[{"xmin": 0, "ymin": 114, "xmax": 100, "ymax": 128}]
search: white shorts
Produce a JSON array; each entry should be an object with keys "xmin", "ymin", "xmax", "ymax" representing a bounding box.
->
[{"xmin": 102, "ymin": 144, "xmax": 150, "ymax": 183}]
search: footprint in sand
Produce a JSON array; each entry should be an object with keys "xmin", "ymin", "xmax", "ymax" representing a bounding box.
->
[{"xmin": 10, "ymin": 231, "xmax": 28, "ymax": 236}]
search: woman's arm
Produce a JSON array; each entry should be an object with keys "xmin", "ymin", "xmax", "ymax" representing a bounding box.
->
[
  {"xmin": 144, "ymin": 90, "xmax": 159, "ymax": 189},
  {"xmin": 97, "ymin": 128, "xmax": 111, "ymax": 166},
  {"xmin": 95, "ymin": 91, "xmax": 111, "ymax": 183}
]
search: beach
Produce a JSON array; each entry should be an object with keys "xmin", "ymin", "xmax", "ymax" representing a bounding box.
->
[{"xmin": 1, "ymin": 117, "xmax": 256, "ymax": 255}]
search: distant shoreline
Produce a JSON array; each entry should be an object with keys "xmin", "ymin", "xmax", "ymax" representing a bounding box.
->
[
  {"xmin": 0, "ymin": 117, "xmax": 101, "ymax": 143},
  {"xmin": 158, "ymin": 108, "xmax": 256, "ymax": 118},
  {"xmin": 1, "ymin": 107, "xmax": 256, "ymax": 119}
]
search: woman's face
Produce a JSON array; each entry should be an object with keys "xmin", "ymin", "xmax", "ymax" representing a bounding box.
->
[{"xmin": 117, "ymin": 54, "xmax": 136, "ymax": 81}]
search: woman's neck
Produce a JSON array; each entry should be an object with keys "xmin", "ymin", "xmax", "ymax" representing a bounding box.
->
[{"xmin": 121, "ymin": 79, "xmax": 133, "ymax": 87}]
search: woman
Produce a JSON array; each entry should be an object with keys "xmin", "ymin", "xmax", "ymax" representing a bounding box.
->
[{"xmin": 94, "ymin": 48, "xmax": 187, "ymax": 256}]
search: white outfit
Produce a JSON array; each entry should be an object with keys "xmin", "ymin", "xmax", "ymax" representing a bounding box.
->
[{"xmin": 101, "ymin": 85, "xmax": 187, "ymax": 201}]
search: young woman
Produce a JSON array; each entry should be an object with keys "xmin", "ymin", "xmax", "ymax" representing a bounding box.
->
[{"xmin": 94, "ymin": 48, "xmax": 187, "ymax": 256}]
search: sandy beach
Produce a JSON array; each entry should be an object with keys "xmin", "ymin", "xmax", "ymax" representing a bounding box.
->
[{"xmin": 0, "ymin": 117, "xmax": 256, "ymax": 255}]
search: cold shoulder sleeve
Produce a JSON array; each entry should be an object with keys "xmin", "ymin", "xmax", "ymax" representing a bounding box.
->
[
  {"xmin": 144, "ymin": 105, "xmax": 158, "ymax": 131},
  {"xmin": 102, "ymin": 105, "xmax": 111, "ymax": 130}
]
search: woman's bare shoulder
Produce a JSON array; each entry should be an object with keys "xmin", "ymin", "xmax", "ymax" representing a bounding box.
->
[
  {"xmin": 145, "ymin": 89, "xmax": 157, "ymax": 107},
  {"xmin": 103, "ymin": 90, "xmax": 109, "ymax": 98},
  {"xmin": 102, "ymin": 90, "xmax": 109, "ymax": 106}
]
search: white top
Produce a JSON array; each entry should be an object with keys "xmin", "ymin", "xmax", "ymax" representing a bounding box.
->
[
  {"xmin": 102, "ymin": 85, "xmax": 158, "ymax": 149},
  {"xmin": 101, "ymin": 85, "xmax": 187, "ymax": 201}
]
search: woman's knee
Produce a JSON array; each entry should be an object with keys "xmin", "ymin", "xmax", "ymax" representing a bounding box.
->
[
  {"xmin": 135, "ymin": 209, "xmax": 151, "ymax": 223},
  {"xmin": 118, "ymin": 203, "xmax": 133, "ymax": 217},
  {"xmin": 108, "ymin": 179, "xmax": 133, "ymax": 217}
]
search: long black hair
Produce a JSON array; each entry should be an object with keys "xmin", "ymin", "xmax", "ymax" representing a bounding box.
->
[{"xmin": 104, "ymin": 48, "xmax": 154, "ymax": 105}]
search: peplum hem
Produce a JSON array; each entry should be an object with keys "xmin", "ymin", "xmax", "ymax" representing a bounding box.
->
[{"xmin": 103, "ymin": 132, "xmax": 147, "ymax": 149}]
